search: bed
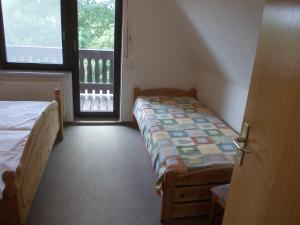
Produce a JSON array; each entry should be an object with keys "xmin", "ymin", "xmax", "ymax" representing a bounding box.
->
[
  {"xmin": 133, "ymin": 87, "xmax": 238, "ymax": 222},
  {"xmin": 0, "ymin": 90, "xmax": 63, "ymax": 225}
]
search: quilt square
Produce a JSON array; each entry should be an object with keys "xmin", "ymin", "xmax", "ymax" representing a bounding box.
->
[
  {"xmin": 217, "ymin": 143, "xmax": 236, "ymax": 152},
  {"xmin": 192, "ymin": 136, "xmax": 213, "ymax": 145},
  {"xmin": 172, "ymin": 113, "xmax": 188, "ymax": 118},
  {"xmin": 156, "ymin": 138, "xmax": 174, "ymax": 148},
  {"xmin": 160, "ymin": 119, "xmax": 177, "ymax": 125},
  {"xmin": 168, "ymin": 131, "xmax": 189, "ymax": 138},
  {"xmin": 176, "ymin": 118, "xmax": 194, "ymax": 124},
  {"xmin": 219, "ymin": 128, "xmax": 238, "ymax": 137},
  {"xmin": 185, "ymin": 129, "xmax": 207, "ymax": 137},
  {"xmin": 152, "ymin": 131, "xmax": 170, "ymax": 142},
  {"xmin": 177, "ymin": 146, "xmax": 200, "ymax": 155},
  {"xmin": 206, "ymin": 117, "xmax": 223, "ymax": 123},
  {"xmin": 147, "ymin": 140, "xmax": 155, "ymax": 154},
  {"xmin": 169, "ymin": 108, "xmax": 184, "ymax": 114},
  {"xmin": 197, "ymin": 123, "xmax": 217, "ymax": 130},
  {"xmin": 156, "ymin": 114, "xmax": 174, "ymax": 120},
  {"xmin": 180, "ymin": 124, "xmax": 199, "ymax": 130},
  {"xmin": 159, "ymin": 146, "xmax": 180, "ymax": 158},
  {"xmin": 197, "ymin": 144, "xmax": 222, "ymax": 154},
  {"xmin": 210, "ymin": 136, "xmax": 234, "ymax": 144},
  {"xmin": 141, "ymin": 104, "xmax": 153, "ymax": 110},
  {"xmin": 188, "ymin": 113, "xmax": 203, "ymax": 119},
  {"xmin": 143, "ymin": 109, "xmax": 155, "ymax": 115},
  {"xmin": 163, "ymin": 124, "xmax": 183, "ymax": 132},
  {"xmin": 204, "ymin": 129, "xmax": 224, "ymax": 136},
  {"xmin": 150, "ymin": 125, "xmax": 164, "ymax": 133},
  {"xmin": 183, "ymin": 108, "xmax": 198, "ymax": 113},
  {"xmin": 192, "ymin": 118, "xmax": 210, "ymax": 123},
  {"xmin": 154, "ymin": 109, "xmax": 169, "ymax": 114},
  {"xmin": 173, "ymin": 137, "xmax": 194, "ymax": 146}
]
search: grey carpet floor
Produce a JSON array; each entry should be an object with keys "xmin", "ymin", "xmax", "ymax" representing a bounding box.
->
[{"xmin": 26, "ymin": 125, "xmax": 209, "ymax": 225}]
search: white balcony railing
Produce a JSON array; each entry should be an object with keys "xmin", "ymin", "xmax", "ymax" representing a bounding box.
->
[{"xmin": 6, "ymin": 45, "xmax": 114, "ymax": 94}]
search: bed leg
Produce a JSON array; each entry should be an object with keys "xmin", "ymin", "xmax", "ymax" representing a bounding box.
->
[
  {"xmin": 2, "ymin": 171, "xmax": 20, "ymax": 225},
  {"xmin": 54, "ymin": 89, "xmax": 64, "ymax": 141},
  {"xmin": 160, "ymin": 171, "xmax": 178, "ymax": 224}
]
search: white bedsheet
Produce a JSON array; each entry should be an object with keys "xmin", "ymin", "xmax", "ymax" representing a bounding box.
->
[
  {"xmin": 0, "ymin": 101, "xmax": 50, "ymax": 130},
  {"xmin": 0, "ymin": 101, "xmax": 53, "ymax": 196}
]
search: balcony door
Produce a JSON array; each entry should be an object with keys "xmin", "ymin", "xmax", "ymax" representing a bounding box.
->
[{"xmin": 73, "ymin": 0, "xmax": 122, "ymax": 118}]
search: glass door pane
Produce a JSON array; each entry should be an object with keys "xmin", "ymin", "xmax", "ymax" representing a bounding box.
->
[
  {"xmin": 78, "ymin": 0, "xmax": 115, "ymax": 112},
  {"xmin": 1, "ymin": 0, "xmax": 63, "ymax": 64}
]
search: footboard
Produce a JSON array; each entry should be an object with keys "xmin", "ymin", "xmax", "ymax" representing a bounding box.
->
[
  {"xmin": 161, "ymin": 167, "xmax": 233, "ymax": 223},
  {"xmin": 1, "ymin": 90, "xmax": 63, "ymax": 225}
]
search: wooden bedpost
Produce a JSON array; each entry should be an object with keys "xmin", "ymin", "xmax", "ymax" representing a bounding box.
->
[
  {"xmin": 133, "ymin": 87, "xmax": 141, "ymax": 101},
  {"xmin": 2, "ymin": 171, "xmax": 20, "ymax": 225},
  {"xmin": 132, "ymin": 87, "xmax": 141, "ymax": 128},
  {"xmin": 160, "ymin": 170, "xmax": 178, "ymax": 224},
  {"xmin": 189, "ymin": 88, "xmax": 197, "ymax": 98},
  {"xmin": 54, "ymin": 89, "xmax": 64, "ymax": 141}
]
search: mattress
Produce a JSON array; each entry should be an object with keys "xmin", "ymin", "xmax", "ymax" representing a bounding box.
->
[
  {"xmin": 0, "ymin": 101, "xmax": 55, "ymax": 196},
  {"xmin": 133, "ymin": 96, "xmax": 238, "ymax": 187}
]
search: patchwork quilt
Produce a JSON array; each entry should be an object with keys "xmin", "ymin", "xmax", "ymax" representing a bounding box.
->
[{"xmin": 133, "ymin": 96, "xmax": 238, "ymax": 189}]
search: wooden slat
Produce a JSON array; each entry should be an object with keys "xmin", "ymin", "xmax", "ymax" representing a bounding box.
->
[
  {"xmin": 78, "ymin": 49, "xmax": 114, "ymax": 87},
  {"xmin": 174, "ymin": 185, "xmax": 214, "ymax": 203},
  {"xmin": 87, "ymin": 59, "xmax": 93, "ymax": 83},
  {"xmin": 80, "ymin": 94, "xmax": 114, "ymax": 112},
  {"xmin": 176, "ymin": 167, "xmax": 233, "ymax": 186},
  {"xmin": 91, "ymin": 96, "xmax": 100, "ymax": 111},
  {"xmin": 109, "ymin": 59, "xmax": 114, "ymax": 83},
  {"xmin": 95, "ymin": 59, "xmax": 100, "ymax": 83},
  {"xmin": 80, "ymin": 95, "xmax": 85, "ymax": 109},
  {"xmin": 102, "ymin": 59, "xmax": 107, "ymax": 83},
  {"xmin": 108, "ymin": 96, "xmax": 114, "ymax": 112},
  {"xmin": 79, "ymin": 58, "xmax": 85, "ymax": 82},
  {"xmin": 133, "ymin": 87, "xmax": 197, "ymax": 101},
  {"xmin": 172, "ymin": 201, "xmax": 212, "ymax": 218},
  {"xmin": 99, "ymin": 96, "xmax": 107, "ymax": 111},
  {"xmin": 81, "ymin": 96, "xmax": 92, "ymax": 111}
]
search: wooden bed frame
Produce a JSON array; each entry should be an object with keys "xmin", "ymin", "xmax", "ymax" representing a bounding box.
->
[
  {"xmin": 133, "ymin": 87, "xmax": 233, "ymax": 223},
  {"xmin": 1, "ymin": 89, "xmax": 64, "ymax": 225}
]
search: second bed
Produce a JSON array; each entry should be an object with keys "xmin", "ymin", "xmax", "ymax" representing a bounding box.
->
[{"xmin": 133, "ymin": 88, "xmax": 238, "ymax": 222}]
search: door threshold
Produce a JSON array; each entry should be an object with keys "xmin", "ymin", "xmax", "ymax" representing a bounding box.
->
[{"xmin": 69, "ymin": 118, "xmax": 133, "ymax": 126}]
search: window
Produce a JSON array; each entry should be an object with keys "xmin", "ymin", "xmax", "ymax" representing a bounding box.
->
[{"xmin": 0, "ymin": 0, "xmax": 69, "ymax": 68}]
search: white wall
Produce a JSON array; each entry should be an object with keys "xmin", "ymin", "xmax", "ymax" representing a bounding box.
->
[
  {"xmin": 197, "ymin": 68, "xmax": 248, "ymax": 131},
  {"xmin": 165, "ymin": 0, "xmax": 265, "ymax": 131},
  {"xmin": 120, "ymin": 0, "xmax": 198, "ymax": 121}
]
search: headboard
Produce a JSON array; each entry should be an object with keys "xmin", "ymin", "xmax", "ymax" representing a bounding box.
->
[{"xmin": 133, "ymin": 87, "xmax": 197, "ymax": 101}]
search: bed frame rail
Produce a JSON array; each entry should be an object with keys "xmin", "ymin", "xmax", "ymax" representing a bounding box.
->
[
  {"xmin": 1, "ymin": 89, "xmax": 63, "ymax": 225},
  {"xmin": 133, "ymin": 87, "xmax": 197, "ymax": 101},
  {"xmin": 161, "ymin": 167, "xmax": 233, "ymax": 223}
]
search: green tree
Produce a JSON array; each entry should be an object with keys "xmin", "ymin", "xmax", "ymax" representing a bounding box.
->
[{"xmin": 78, "ymin": 0, "xmax": 115, "ymax": 50}]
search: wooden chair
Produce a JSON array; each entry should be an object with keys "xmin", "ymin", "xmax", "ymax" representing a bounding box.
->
[{"xmin": 209, "ymin": 184, "xmax": 230, "ymax": 225}]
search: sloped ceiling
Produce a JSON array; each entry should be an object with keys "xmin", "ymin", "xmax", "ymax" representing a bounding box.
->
[{"xmin": 164, "ymin": 0, "xmax": 265, "ymax": 88}]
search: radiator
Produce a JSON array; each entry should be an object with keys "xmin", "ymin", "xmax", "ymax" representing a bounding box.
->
[{"xmin": 0, "ymin": 71, "xmax": 74, "ymax": 122}]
